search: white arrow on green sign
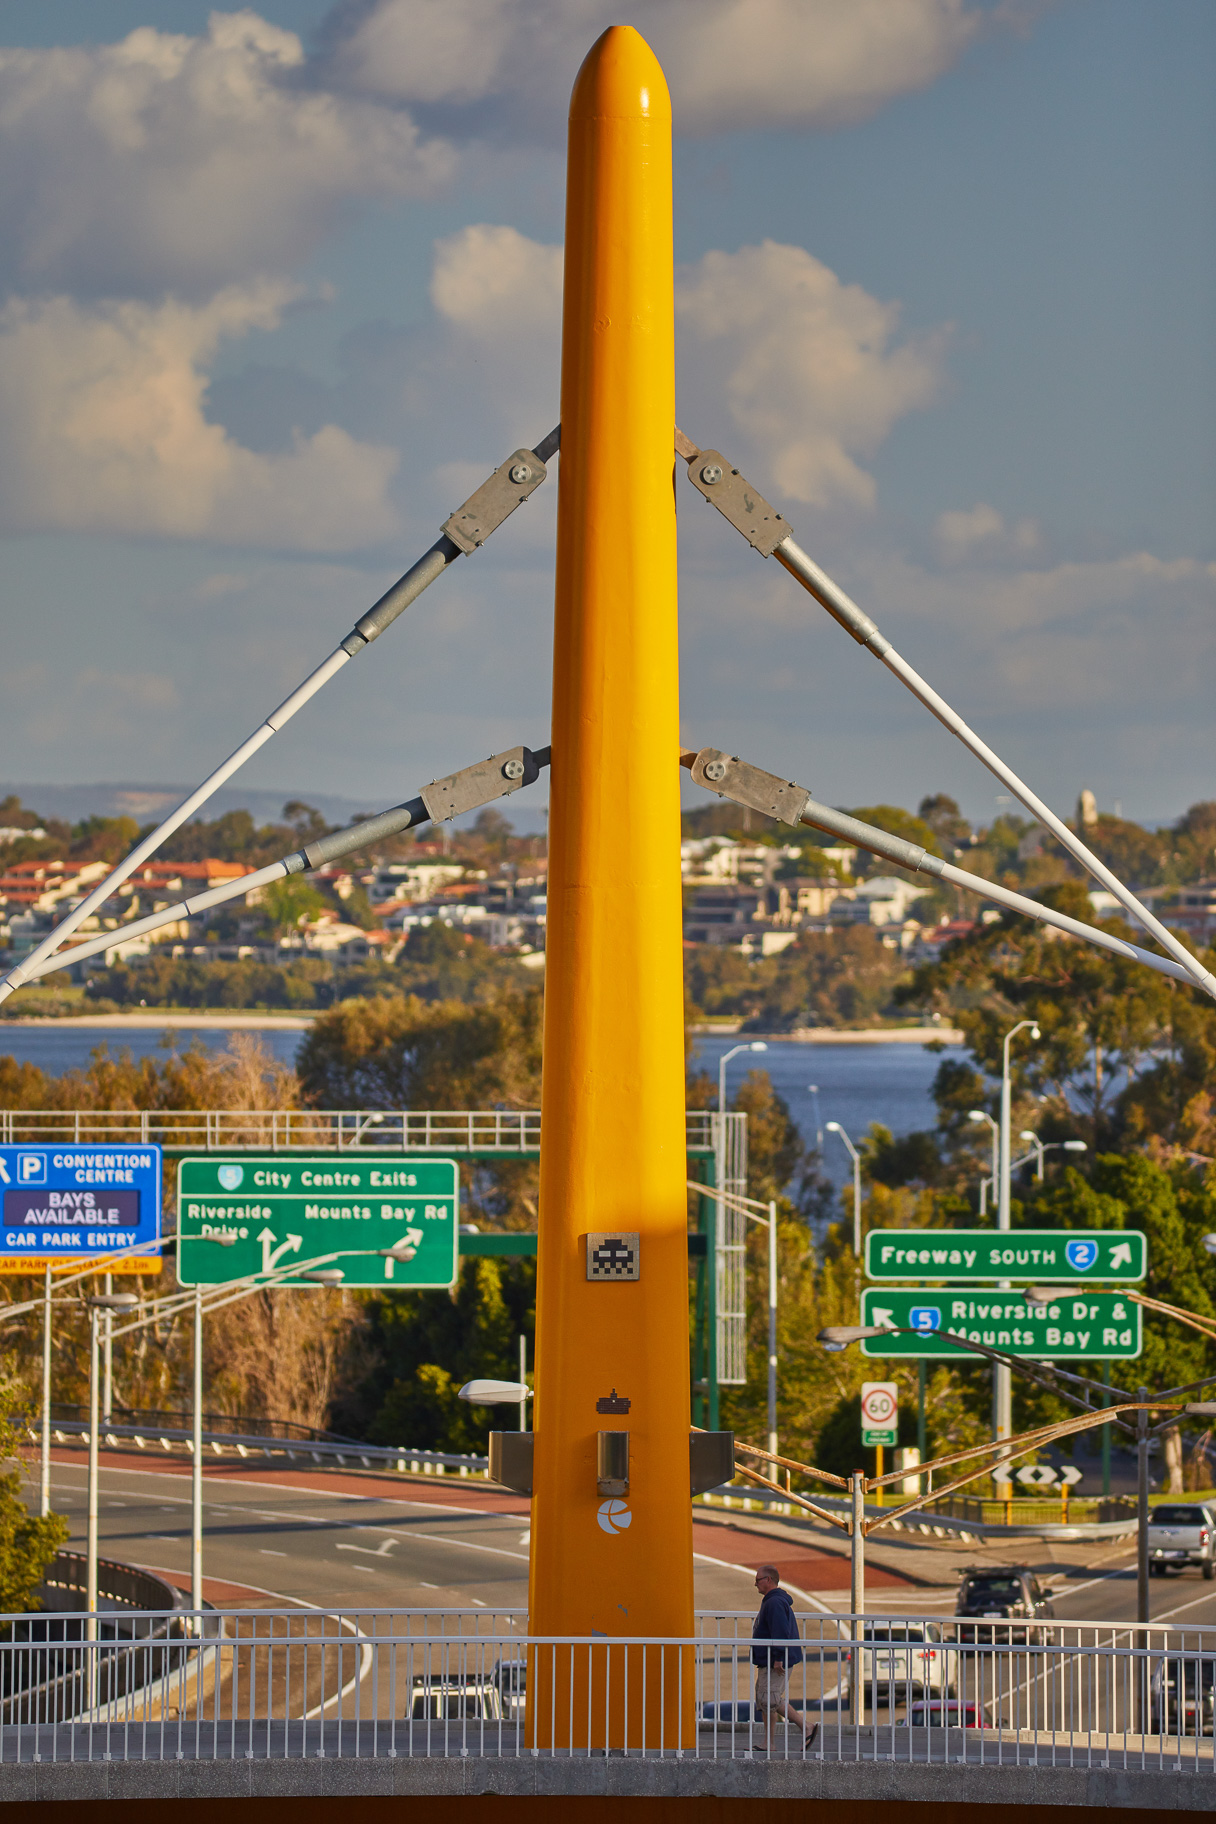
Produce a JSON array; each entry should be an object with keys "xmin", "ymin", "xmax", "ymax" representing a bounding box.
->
[
  {"xmin": 864, "ymin": 1228, "xmax": 1145, "ymax": 1283},
  {"xmin": 860, "ymin": 1287, "xmax": 1142, "ymax": 1360},
  {"xmin": 176, "ymin": 1155, "xmax": 459, "ymax": 1289}
]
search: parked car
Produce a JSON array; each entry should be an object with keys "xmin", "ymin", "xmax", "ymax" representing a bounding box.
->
[
  {"xmin": 1147, "ymin": 1504, "xmax": 1216, "ymax": 1578},
  {"xmin": 955, "ymin": 1566, "xmax": 1054, "ymax": 1642},
  {"xmin": 849, "ymin": 1622, "xmax": 953, "ymax": 1704},
  {"xmin": 896, "ymin": 1699, "xmax": 987, "ymax": 1729},
  {"xmin": 409, "ymin": 1675, "xmax": 503, "ymax": 1721},
  {"xmin": 493, "ymin": 1657, "xmax": 527, "ymax": 1720},
  {"xmin": 1150, "ymin": 1653, "xmax": 1216, "ymax": 1735}
]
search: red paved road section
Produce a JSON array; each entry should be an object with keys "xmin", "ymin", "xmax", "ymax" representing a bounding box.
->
[
  {"xmin": 44, "ymin": 1446, "xmax": 530, "ymax": 1514},
  {"xmin": 692, "ymin": 1521, "xmax": 910, "ymax": 1591}
]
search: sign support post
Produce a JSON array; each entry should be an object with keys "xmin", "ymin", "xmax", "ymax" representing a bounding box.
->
[
  {"xmin": 40, "ymin": 1263, "xmax": 51, "ymax": 1519},
  {"xmin": 530, "ymin": 24, "xmax": 691, "ymax": 1748}
]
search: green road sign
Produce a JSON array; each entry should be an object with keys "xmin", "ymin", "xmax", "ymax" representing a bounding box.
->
[
  {"xmin": 176, "ymin": 1155, "xmax": 459, "ymax": 1289},
  {"xmin": 860, "ymin": 1287, "xmax": 1142, "ymax": 1360},
  {"xmin": 864, "ymin": 1228, "xmax": 1146, "ymax": 1284}
]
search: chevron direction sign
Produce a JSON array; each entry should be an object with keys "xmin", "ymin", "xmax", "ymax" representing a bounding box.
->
[
  {"xmin": 864, "ymin": 1228, "xmax": 1146, "ymax": 1283},
  {"xmin": 859, "ymin": 1287, "xmax": 1142, "ymax": 1359},
  {"xmin": 176, "ymin": 1155, "xmax": 459, "ymax": 1288}
]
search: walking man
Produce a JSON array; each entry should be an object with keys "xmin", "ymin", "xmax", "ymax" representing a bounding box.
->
[{"xmin": 751, "ymin": 1564, "xmax": 812, "ymax": 1750}]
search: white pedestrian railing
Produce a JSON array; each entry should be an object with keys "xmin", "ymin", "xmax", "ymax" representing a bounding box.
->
[
  {"xmin": 0, "ymin": 1108, "xmax": 738, "ymax": 1157},
  {"xmin": 1, "ymin": 1609, "xmax": 1213, "ymax": 1770}
]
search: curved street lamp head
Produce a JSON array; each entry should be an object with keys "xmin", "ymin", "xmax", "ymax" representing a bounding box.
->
[
  {"xmin": 825, "ymin": 1121, "xmax": 842, "ymax": 1134},
  {"xmin": 458, "ymin": 1378, "xmax": 531, "ymax": 1404},
  {"xmin": 1019, "ymin": 1130, "xmax": 1037, "ymax": 1142},
  {"xmin": 1063, "ymin": 1140, "xmax": 1088, "ymax": 1152},
  {"xmin": 1202, "ymin": 1234, "xmax": 1216, "ymax": 1257},
  {"xmin": 967, "ymin": 1110, "xmax": 991, "ymax": 1124},
  {"xmin": 816, "ymin": 1324, "xmax": 884, "ymax": 1351},
  {"xmin": 378, "ymin": 1242, "xmax": 417, "ymax": 1260},
  {"xmin": 748, "ymin": 1041, "xmax": 768, "ymax": 1054},
  {"xmin": 87, "ymin": 1293, "xmax": 139, "ymax": 1310},
  {"xmin": 300, "ymin": 1269, "xmax": 343, "ymax": 1284},
  {"xmin": 1024, "ymin": 1287, "xmax": 1066, "ymax": 1305}
]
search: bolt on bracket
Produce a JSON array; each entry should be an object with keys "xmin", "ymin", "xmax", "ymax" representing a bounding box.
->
[
  {"xmin": 681, "ymin": 445, "xmax": 791, "ymax": 557},
  {"xmin": 420, "ymin": 744, "xmax": 546, "ymax": 825},
  {"xmin": 442, "ymin": 446, "xmax": 552, "ymax": 554},
  {"xmin": 689, "ymin": 746, "xmax": 810, "ymax": 827}
]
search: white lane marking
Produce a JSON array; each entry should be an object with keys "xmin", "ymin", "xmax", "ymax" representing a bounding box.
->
[
  {"xmin": 337, "ymin": 1539, "xmax": 397, "ymax": 1558},
  {"xmin": 419, "ymin": 1582, "xmax": 439, "ymax": 1589},
  {"xmin": 49, "ymin": 1461, "xmax": 516, "ymax": 1519},
  {"xmin": 1153, "ymin": 1589, "xmax": 1216, "ymax": 1624},
  {"xmin": 692, "ymin": 1551, "xmax": 835, "ymax": 1617},
  {"xmin": 148, "ymin": 1535, "xmax": 178, "ymax": 1542},
  {"xmin": 471, "ymin": 1598, "xmax": 486, "ymax": 1606},
  {"xmin": 1054, "ymin": 1565, "xmax": 1132, "ymax": 1603},
  {"xmin": 260, "ymin": 1550, "xmax": 287, "ymax": 1557},
  {"xmin": 350, "ymin": 1564, "xmax": 379, "ymax": 1573}
]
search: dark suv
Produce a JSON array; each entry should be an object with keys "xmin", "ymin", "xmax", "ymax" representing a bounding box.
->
[{"xmin": 955, "ymin": 1566, "xmax": 1055, "ymax": 1642}]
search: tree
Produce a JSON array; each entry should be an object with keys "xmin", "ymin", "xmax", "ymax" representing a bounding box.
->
[
  {"xmin": 297, "ymin": 991, "xmax": 543, "ymax": 1110},
  {"xmin": 900, "ymin": 881, "xmax": 1215, "ymax": 1147},
  {"xmin": 0, "ymin": 1376, "xmax": 69, "ymax": 1612},
  {"xmin": 256, "ymin": 877, "xmax": 326, "ymax": 938}
]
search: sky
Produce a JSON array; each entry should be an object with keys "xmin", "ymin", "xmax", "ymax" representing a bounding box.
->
[{"xmin": 0, "ymin": 0, "xmax": 1212, "ymax": 832}]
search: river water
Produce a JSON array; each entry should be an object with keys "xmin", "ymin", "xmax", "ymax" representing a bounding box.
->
[{"xmin": 0, "ymin": 1024, "xmax": 962, "ymax": 1194}]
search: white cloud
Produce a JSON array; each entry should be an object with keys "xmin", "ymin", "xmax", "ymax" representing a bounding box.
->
[
  {"xmin": 322, "ymin": 0, "xmax": 988, "ymax": 137},
  {"xmin": 0, "ymin": 12, "xmax": 452, "ymax": 296},
  {"xmin": 676, "ymin": 241, "xmax": 948, "ymax": 509},
  {"xmin": 935, "ymin": 501, "xmax": 1040, "ymax": 561},
  {"xmin": 0, "ymin": 285, "xmax": 400, "ymax": 549},
  {"xmin": 851, "ymin": 547, "xmax": 1216, "ymax": 715}
]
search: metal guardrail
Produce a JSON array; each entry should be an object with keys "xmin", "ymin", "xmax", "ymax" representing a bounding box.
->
[
  {"xmin": 0, "ymin": 1108, "xmax": 738, "ymax": 1156},
  {"xmin": 39, "ymin": 1418, "xmax": 489, "ymax": 1479},
  {"xmin": 696, "ymin": 1489, "xmax": 1139, "ymax": 1545},
  {"xmin": 3, "ymin": 1552, "xmax": 190, "ymax": 1728},
  {"xmin": 0, "ymin": 1608, "xmax": 1213, "ymax": 1769}
]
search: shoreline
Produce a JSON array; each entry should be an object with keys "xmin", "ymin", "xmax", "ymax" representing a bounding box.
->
[
  {"xmin": 0, "ymin": 1013, "xmax": 313, "ymax": 1030},
  {"xmin": 1, "ymin": 1015, "xmax": 962, "ymax": 1043},
  {"xmin": 690, "ymin": 1024, "xmax": 964, "ymax": 1044}
]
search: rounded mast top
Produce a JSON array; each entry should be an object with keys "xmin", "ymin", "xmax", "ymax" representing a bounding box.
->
[{"xmin": 569, "ymin": 24, "xmax": 671, "ymax": 124}]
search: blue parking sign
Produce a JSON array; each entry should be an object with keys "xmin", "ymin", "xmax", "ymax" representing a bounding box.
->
[{"xmin": 0, "ymin": 1146, "xmax": 161, "ymax": 1264}]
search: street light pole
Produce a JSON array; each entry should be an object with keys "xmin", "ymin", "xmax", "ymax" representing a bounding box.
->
[
  {"xmin": 714, "ymin": 1040, "xmax": 766, "ymax": 1415},
  {"xmin": 1137, "ymin": 1386, "xmax": 1149, "ymax": 1626},
  {"xmin": 825, "ymin": 1123, "xmax": 861, "ymax": 1257},
  {"xmin": 766, "ymin": 1200, "xmax": 778, "ymax": 1461},
  {"xmin": 996, "ymin": 1021, "xmax": 1039, "ymax": 1441},
  {"xmin": 806, "ymin": 1084, "xmax": 822, "ymax": 1152},
  {"xmin": 86, "ymin": 1305, "xmax": 100, "ymax": 1624}
]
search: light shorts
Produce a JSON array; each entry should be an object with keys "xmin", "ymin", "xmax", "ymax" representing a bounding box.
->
[{"xmin": 754, "ymin": 1665, "xmax": 788, "ymax": 1710}]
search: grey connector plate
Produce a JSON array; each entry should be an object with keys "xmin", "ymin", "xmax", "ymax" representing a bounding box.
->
[
  {"xmin": 488, "ymin": 1432, "xmax": 533, "ymax": 1496},
  {"xmin": 685, "ymin": 450, "xmax": 791, "ymax": 557},
  {"xmin": 690, "ymin": 747, "xmax": 810, "ymax": 828},
  {"xmin": 690, "ymin": 1431, "xmax": 735, "ymax": 1496},
  {"xmin": 421, "ymin": 745, "xmax": 542, "ymax": 825},
  {"xmin": 442, "ymin": 449, "xmax": 548, "ymax": 553}
]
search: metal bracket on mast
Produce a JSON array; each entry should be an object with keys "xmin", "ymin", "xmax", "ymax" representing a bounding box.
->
[
  {"xmin": 680, "ymin": 743, "xmax": 1200, "ymax": 989},
  {"xmin": 674, "ymin": 426, "xmax": 791, "ymax": 557}
]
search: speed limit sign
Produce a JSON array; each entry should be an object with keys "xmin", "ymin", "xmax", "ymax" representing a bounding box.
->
[{"xmin": 860, "ymin": 1380, "xmax": 898, "ymax": 1447}]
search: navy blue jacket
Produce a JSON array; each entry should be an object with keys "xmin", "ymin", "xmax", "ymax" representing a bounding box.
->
[{"xmin": 751, "ymin": 1587, "xmax": 803, "ymax": 1667}]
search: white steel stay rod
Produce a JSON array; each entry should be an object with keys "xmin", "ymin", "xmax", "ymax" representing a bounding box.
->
[
  {"xmin": 684, "ymin": 748, "xmax": 1201, "ymax": 990},
  {"xmin": 0, "ymin": 427, "xmax": 560, "ymax": 1005},
  {"xmin": 18, "ymin": 744, "xmax": 551, "ymax": 986},
  {"xmin": 773, "ymin": 537, "xmax": 1216, "ymax": 1001},
  {"xmin": 0, "ymin": 649, "xmax": 350, "ymax": 1001}
]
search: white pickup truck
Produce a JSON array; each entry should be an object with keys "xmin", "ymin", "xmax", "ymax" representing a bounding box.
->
[
  {"xmin": 851, "ymin": 1622, "xmax": 954, "ymax": 1703},
  {"xmin": 1148, "ymin": 1503, "xmax": 1216, "ymax": 1578}
]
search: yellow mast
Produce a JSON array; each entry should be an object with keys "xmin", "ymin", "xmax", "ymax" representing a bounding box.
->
[{"xmin": 529, "ymin": 24, "xmax": 692, "ymax": 1747}]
